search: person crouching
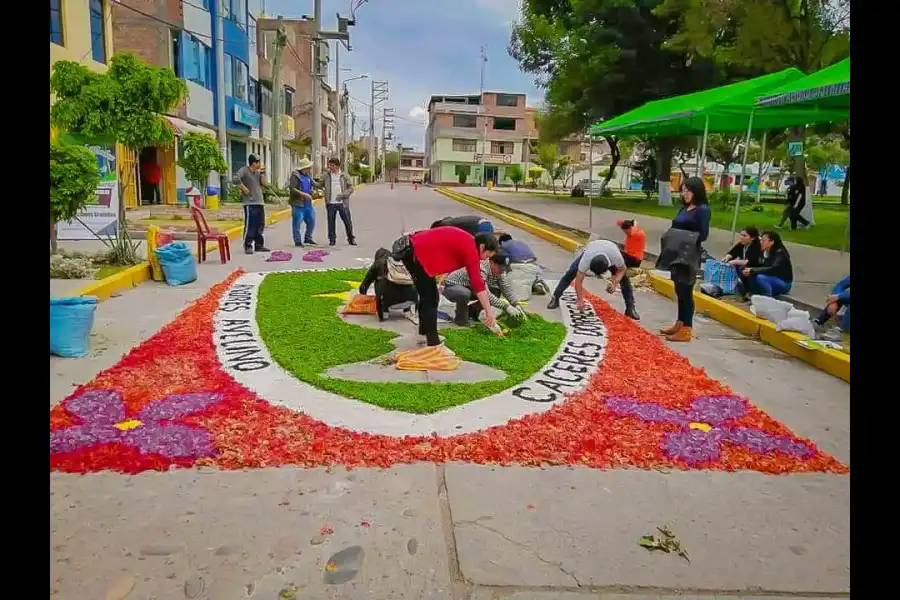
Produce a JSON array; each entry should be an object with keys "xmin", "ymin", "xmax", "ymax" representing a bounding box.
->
[
  {"xmin": 359, "ymin": 248, "xmax": 418, "ymax": 321},
  {"xmin": 442, "ymin": 249, "xmax": 527, "ymax": 326}
]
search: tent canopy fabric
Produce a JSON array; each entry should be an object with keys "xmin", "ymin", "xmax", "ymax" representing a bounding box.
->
[
  {"xmin": 756, "ymin": 58, "xmax": 849, "ymax": 109},
  {"xmin": 589, "ymin": 67, "xmax": 848, "ymax": 138}
]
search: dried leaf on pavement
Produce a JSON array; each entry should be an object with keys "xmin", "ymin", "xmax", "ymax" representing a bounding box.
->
[{"xmin": 637, "ymin": 524, "xmax": 690, "ymax": 563}]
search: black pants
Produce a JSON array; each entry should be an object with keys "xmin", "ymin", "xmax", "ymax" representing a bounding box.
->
[
  {"xmin": 326, "ymin": 203, "xmax": 355, "ymax": 244},
  {"xmin": 552, "ymin": 252, "xmax": 636, "ymax": 310},
  {"xmin": 616, "ymin": 243, "xmax": 642, "ymax": 268},
  {"xmin": 777, "ymin": 205, "xmax": 810, "ymax": 229},
  {"xmin": 672, "ymin": 265, "xmax": 695, "ymax": 327},
  {"xmin": 374, "ymin": 279, "xmax": 418, "ymax": 321},
  {"xmin": 243, "ymin": 204, "xmax": 266, "ymax": 250},
  {"xmin": 400, "ymin": 247, "xmax": 441, "ymax": 346}
]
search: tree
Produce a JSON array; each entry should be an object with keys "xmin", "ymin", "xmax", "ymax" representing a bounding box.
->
[
  {"xmin": 457, "ymin": 165, "xmax": 471, "ymax": 185},
  {"xmin": 506, "ymin": 164, "xmax": 524, "ymax": 191},
  {"xmin": 177, "ymin": 132, "xmax": 228, "ymax": 194},
  {"xmin": 358, "ymin": 166, "xmax": 372, "ymax": 183},
  {"xmin": 527, "ymin": 166, "xmax": 543, "ymax": 188},
  {"xmin": 805, "ymin": 134, "xmax": 850, "ymax": 195},
  {"xmin": 655, "ymin": 0, "xmax": 850, "ymax": 174},
  {"xmin": 704, "ymin": 134, "xmax": 744, "ymax": 190},
  {"xmin": 50, "ymin": 53, "xmax": 187, "ymax": 263},
  {"xmin": 50, "ymin": 141, "xmax": 101, "ymax": 254},
  {"xmin": 532, "ymin": 142, "xmax": 561, "ymax": 193},
  {"xmin": 510, "ymin": 0, "xmax": 737, "ymax": 205}
]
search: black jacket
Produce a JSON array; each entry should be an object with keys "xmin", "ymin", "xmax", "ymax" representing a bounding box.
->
[
  {"xmin": 750, "ymin": 247, "xmax": 793, "ymax": 283},
  {"xmin": 786, "ymin": 184, "xmax": 806, "ymax": 211},
  {"xmin": 431, "ymin": 215, "xmax": 487, "ymax": 236},
  {"xmin": 726, "ymin": 239, "xmax": 762, "ymax": 265}
]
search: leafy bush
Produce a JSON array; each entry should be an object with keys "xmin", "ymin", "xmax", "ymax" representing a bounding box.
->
[
  {"xmin": 226, "ymin": 186, "xmax": 242, "ymax": 203},
  {"xmin": 263, "ymin": 183, "xmax": 289, "ymax": 204},
  {"xmin": 50, "ymin": 254, "xmax": 95, "ymax": 279},
  {"xmin": 457, "ymin": 165, "xmax": 471, "ymax": 185},
  {"xmin": 177, "ymin": 132, "xmax": 227, "ymax": 190},
  {"xmin": 358, "ymin": 166, "xmax": 372, "ymax": 183},
  {"xmin": 708, "ymin": 190, "xmax": 734, "ymax": 207}
]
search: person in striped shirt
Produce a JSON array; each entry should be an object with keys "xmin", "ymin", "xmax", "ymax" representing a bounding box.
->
[{"xmin": 442, "ymin": 250, "xmax": 527, "ymax": 326}]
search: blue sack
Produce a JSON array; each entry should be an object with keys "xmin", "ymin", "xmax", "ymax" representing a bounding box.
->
[
  {"xmin": 702, "ymin": 259, "xmax": 739, "ymax": 295},
  {"xmin": 155, "ymin": 241, "xmax": 198, "ymax": 286},
  {"xmin": 50, "ymin": 296, "xmax": 98, "ymax": 358}
]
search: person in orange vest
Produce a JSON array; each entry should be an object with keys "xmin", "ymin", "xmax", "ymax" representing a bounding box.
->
[{"xmin": 617, "ymin": 219, "xmax": 646, "ymax": 268}]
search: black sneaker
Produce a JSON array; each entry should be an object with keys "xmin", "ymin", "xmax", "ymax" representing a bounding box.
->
[
  {"xmin": 256, "ymin": 246, "xmax": 271, "ymax": 252},
  {"xmin": 294, "ymin": 242, "xmax": 304, "ymax": 247},
  {"xmin": 349, "ymin": 239, "xmax": 358, "ymax": 246},
  {"xmin": 329, "ymin": 241, "xmax": 336, "ymax": 247},
  {"xmin": 244, "ymin": 247, "xmax": 254, "ymax": 255},
  {"xmin": 305, "ymin": 239, "xmax": 317, "ymax": 245},
  {"xmin": 547, "ymin": 297, "xmax": 560, "ymax": 310},
  {"xmin": 625, "ymin": 306, "xmax": 640, "ymax": 321}
]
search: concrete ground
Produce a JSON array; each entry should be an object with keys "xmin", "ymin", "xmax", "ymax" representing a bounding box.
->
[
  {"xmin": 462, "ymin": 188, "xmax": 850, "ymax": 310},
  {"xmin": 50, "ymin": 183, "xmax": 849, "ymax": 600}
]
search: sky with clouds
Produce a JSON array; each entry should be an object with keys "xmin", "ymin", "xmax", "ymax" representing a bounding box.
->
[{"xmin": 251, "ymin": 0, "xmax": 542, "ymax": 150}]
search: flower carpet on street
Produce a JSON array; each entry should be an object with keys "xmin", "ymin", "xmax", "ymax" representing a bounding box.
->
[{"xmin": 49, "ymin": 269, "xmax": 849, "ymax": 475}]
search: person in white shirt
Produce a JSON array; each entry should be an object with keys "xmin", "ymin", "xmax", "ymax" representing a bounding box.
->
[
  {"xmin": 546, "ymin": 239, "xmax": 639, "ymax": 320},
  {"xmin": 323, "ymin": 158, "xmax": 356, "ymax": 246}
]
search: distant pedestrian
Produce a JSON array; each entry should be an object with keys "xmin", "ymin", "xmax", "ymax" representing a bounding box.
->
[
  {"xmin": 288, "ymin": 157, "xmax": 316, "ymax": 246},
  {"xmin": 324, "ymin": 158, "xmax": 356, "ymax": 246},
  {"xmin": 777, "ymin": 177, "xmax": 811, "ymax": 230},
  {"xmin": 616, "ymin": 219, "xmax": 646, "ymax": 268},
  {"xmin": 140, "ymin": 149, "xmax": 162, "ymax": 205},
  {"xmin": 233, "ymin": 154, "xmax": 270, "ymax": 254}
]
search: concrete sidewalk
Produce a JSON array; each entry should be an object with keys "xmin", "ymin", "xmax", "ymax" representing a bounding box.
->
[
  {"xmin": 50, "ymin": 184, "xmax": 849, "ymax": 600},
  {"xmin": 464, "ymin": 189, "xmax": 850, "ymax": 309}
]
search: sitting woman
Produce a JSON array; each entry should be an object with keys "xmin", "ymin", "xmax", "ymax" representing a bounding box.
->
[
  {"xmin": 723, "ymin": 225, "xmax": 761, "ymax": 268},
  {"xmin": 359, "ymin": 248, "xmax": 418, "ymax": 321},
  {"xmin": 739, "ymin": 230, "xmax": 793, "ymax": 298},
  {"xmin": 814, "ymin": 275, "xmax": 850, "ymax": 332}
]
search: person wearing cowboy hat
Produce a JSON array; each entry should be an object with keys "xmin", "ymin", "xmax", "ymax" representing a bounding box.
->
[{"xmin": 289, "ymin": 157, "xmax": 317, "ymax": 246}]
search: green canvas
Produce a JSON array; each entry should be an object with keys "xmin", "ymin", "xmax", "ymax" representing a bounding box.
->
[{"xmin": 756, "ymin": 58, "xmax": 849, "ymax": 110}]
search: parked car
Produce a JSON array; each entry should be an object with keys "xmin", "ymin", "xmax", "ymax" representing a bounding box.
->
[{"xmin": 571, "ymin": 179, "xmax": 607, "ymax": 197}]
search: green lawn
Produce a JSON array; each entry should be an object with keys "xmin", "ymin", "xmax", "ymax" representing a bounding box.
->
[
  {"xmin": 256, "ymin": 270, "xmax": 567, "ymax": 414},
  {"xmin": 95, "ymin": 264, "xmax": 132, "ymax": 279},
  {"xmin": 502, "ymin": 191, "xmax": 850, "ymax": 252}
]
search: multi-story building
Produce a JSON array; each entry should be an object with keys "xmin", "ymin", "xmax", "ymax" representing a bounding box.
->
[
  {"xmin": 425, "ymin": 91, "xmax": 529, "ymax": 186},
  {"xmin": 50, "ymin": 0, "xmax": 113, "ymax": 78},
  {"xmin": 394, "ymin": 148, "xmax": 427, "ymax": 183}
]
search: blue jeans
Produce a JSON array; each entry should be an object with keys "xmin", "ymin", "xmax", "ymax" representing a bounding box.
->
[
  {"xmin": 750, "ymin": 273, "xmax": 792, "ymax": 297},
  {"xmin": 291, "ymin": 204, "xmax": 315, "ymax": 243}
]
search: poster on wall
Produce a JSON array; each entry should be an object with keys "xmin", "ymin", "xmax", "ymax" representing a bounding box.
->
[{"xmin": 56, "ymin": 143, "xmax": 119, "ymax": 241}]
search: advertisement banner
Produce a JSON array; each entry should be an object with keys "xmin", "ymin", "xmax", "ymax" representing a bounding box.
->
[{"xmin": 57, "ymin": 144, "xmax": 119, "ymax": 241}]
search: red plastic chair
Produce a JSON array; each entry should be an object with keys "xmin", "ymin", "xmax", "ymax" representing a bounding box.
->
[{"xmin": 189, "ymin": 205, "xmax": 230, "ymax": 264}]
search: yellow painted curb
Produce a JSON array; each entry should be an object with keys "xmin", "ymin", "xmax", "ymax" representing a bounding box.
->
[
  {"xmin": 70, "ymin": 207, "xmax": 293, "ymax": 302},
  {"xmin": 435, "ymin": 187, "xmax": 850, "ymax": 384}
]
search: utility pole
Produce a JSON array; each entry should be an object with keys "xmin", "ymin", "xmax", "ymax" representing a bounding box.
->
[
  {"xmin": 214, "ymin": 0, "xmax": 227, "ymax": 183},
  {"xmin": 382, "ymin": 107, "xmax": 395, "ymax": 182},
  {"xmin": 479, "ymin": 45, "xmax": 488, "ymax": 186},
  {"xmin": 271, "ymin": 17, "xmax": 286, "ymax": 185},
  {"xmin": 334, "ymin": 44, "xmax": 341, "ymax": 168},
  {"xmin": 370, "ymin": 80, "xmax": 389, "ymax": 180},
  {"xmin": 312, "ymin": 4, "xmax": 355, "ymax": 175}
]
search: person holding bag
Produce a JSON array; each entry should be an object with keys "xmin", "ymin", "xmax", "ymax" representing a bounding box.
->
[{"xmin": 657, "ymin": 176, "xmax": 711, "ymax": 342}]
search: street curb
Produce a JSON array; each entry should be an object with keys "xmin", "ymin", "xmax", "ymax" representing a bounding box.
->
[
  {"xmin": 72, "ymin": 207, "xmax": 293, "ymax": 302},
  {"xmin": 436, "ymin": 187, "xmax": 850, "ymax": 384}
]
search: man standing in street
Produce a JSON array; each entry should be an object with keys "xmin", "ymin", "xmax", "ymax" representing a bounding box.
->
[
  {"xmin": 324, "ymin": 158, "xmax": 356, "ymax": 246},
  {"xmin": 288, "ymin": 157, "xmax": 316, "ymax": 246},
  {"xmin": 233, "ymin": 154, "xmax": 270, "ymax": 254}
]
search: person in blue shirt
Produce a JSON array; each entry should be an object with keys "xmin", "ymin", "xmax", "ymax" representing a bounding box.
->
[
  {"xmin": 497, "ymin": 234, "xmax": 551, "ymax": 296},
  {"xmin": 814, "ymin": 275, "xmax": 850, "ymax": 332},
  {"xmin": 288, "ymin": 158, "xmax": 316, "ymax": 246},
  {"xmin": 660, "ymin": 176, "xmax": 711, "ymax": 342}
]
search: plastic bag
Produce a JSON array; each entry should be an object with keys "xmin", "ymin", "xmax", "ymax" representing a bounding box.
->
[
  {"xmin": 50, "ymin": 296, "xmax": 98, "ymax": 358},
  {"xmin": 777, "ymin": 308, "xmax": 816, "ymax": 337},
  {"xmin": 155, "ymin": 242, "xmax": 198, "ymax": 286},
  {"xmin": 702, "ymin": 260, "xmax": 738, "ymax": 294},
  {"xmin": 699, "ymin": 282, "xmax": 723, "ymax": 298},
  {"xmin": 749, "ymin": 295, "xmax": 792, "ymax": 324}
]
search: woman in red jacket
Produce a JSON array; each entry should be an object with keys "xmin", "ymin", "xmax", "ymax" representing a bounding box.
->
[{"xmin": 395, "ymin": 227, "xmax": 499, "ymax": 346}]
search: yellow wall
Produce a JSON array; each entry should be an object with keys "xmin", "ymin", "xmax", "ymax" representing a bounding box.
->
[{"xmin": 50, "ymin": 0, "xmax": 114, "ymax": 76}]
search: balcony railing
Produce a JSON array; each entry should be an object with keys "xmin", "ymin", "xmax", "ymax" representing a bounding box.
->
[{"xmin": 430, "ymin": 102, "xmax": 480, "ymax": 115}]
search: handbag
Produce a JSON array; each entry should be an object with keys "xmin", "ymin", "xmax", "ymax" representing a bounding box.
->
[
  {"xmin": 702, "ymin": 259, "xmax": 739, "ymax": 294},
  {"xmin": 386, "ymin": 258, "xmax": 414, "ymax": 286},
  {"xmin": 391, "ymin": 234, "xmax": 411, "ymax": 261}
]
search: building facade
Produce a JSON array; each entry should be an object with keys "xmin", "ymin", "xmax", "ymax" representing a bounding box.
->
[
  {"xmin": 50, "ymin": 0, "xmax": 114, "ymax": 77},
  {"xmin": 395, "ymin": 148, "xmax": 427, "ymax": 183},
  {"xmin": 426, "ymin": 92, "xmax": 529, "ymax": 186}
]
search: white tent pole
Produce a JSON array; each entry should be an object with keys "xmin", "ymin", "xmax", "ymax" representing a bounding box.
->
[
  {"xmin": 731, "ymin": 109, "xmax": 755, "ymax": 244},
  {"xmin": 840, "ymin": 211, "xmax": 850, "ymax": 256},
  {"xmin": 699, "ymin": 115, "xmax": 709, "ymax": 178},
  {"xmin": 755, "ymin": 130, "xmax": 767, "ymax": 203},
  {"xmin": 694, "ymin": 135, "xmax": 701, "ymax": 177}
]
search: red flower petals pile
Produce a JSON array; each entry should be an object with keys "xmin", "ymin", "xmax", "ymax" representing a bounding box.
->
[{"xmin": 49, "ymin": 270, "xmax": 848, "ymax": 475}]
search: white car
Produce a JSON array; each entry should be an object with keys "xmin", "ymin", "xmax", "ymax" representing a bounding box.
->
[{"xmin": 571, "ymin": 179, "xmax": 607, "ymax": 197}]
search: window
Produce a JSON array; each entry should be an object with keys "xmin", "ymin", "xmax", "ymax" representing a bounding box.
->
[
  {"xmin": 170, "ymin": 30, "xmax": 181, "ymax": 76},
  {"xmin": 248, "ymin": 78, "xmax": 258, "ymax": 112},
  {"xmin": 284, "ymin": 87, "xmax": 294, "ymax": 116},
  {"xmin": 496, "ymin": 93, "xmax": 518, "ymax": 107},
  {"xmin": 231, "ymin": 0, "xmax": 248, "ymax": 29},
  {"xmin": 452, "ymin": 139, "xmax": 476, "ymax": 152},
  {"xmin": 401, "ymin": 158, "xmax": 412, "ymax": 167},
  {"xmin": 580, "ymin": 153, "xmax": 587, "ymax": 162},
  {"xmin": 89, "ymin": 0, "xmax": 106, "ymax": 64},
  {"xmin": 491, "ymin": 142, "xmax": 514, "ymax": 155},
  {"xmin": 492, "ymin": 117, "xmax": 516, "ymax": 131},
  {"xmin": 50, "ymin": 0, "xmax": 63, "ymax": 45},
  {"xmin": 453, "ymin": 115, "xmax": 477, "ymax": 128},
  {"xmin": 259, "ymin": 82, "xmax": 273, "ymax": 116},
  {"xmin": 415, "ymin": 159, "xmax": 423, "ymax": 167},
  {"xmin": 233, "ymin": 58, "xmax": 249, "ymax": 102},
  {"xmin": 183, "ymin": 35, "xmax": 212, "ymax": 89}
]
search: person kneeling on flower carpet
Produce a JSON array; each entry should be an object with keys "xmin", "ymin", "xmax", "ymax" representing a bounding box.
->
[
  {"xmin": 497, "ymin": 233, "xmax": 551, "ymax": 299},
  {"xmin": 443, "ymin": 249, "xmax": 527, "ymax": 326},
  {"xmin": 547, "ymin": 239, "xmax": 640, "ymax": 321},
  {"xmin": 359, "ymin": 248, "xmax": 418, "ymax": 322}
]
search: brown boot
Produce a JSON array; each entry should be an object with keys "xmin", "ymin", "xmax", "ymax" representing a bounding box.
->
[
  {"xmin": 666, "ymin": 326, "xmax": 693, "ymax": 342},
  {"xmin": 659, "ymin": 321, "xmax": 682, "ymax": 335}
]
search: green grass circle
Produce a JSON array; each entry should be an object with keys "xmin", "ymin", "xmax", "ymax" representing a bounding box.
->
[{"xmin": 255, "ymin": 269, "xmax": 567, "ymax": 414}]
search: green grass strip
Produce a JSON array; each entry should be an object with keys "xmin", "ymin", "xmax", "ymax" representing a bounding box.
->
[{"xmin": 256, "ymin": 269, "xmax": 567, "ymax": 414}]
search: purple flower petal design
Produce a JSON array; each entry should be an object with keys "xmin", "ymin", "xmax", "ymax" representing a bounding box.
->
[
  {"xmin": 65, "ymin": 389, "xmax": 126, "ymax": 425},
  {"xmin": 50, "ymin": 423, "xmax": 122, "ymax": 455},
  {"xmin": 122, "ymin": 423, "xmax": 216, "ymax": 459},
  {"xmin": 662, "ymin": 429, "xmax": 726, "ymax": 465},
  {"xmin": 604, "ymin": 397, "xmax": 686, "ymax": 424},
  {"xmin": 686, "ymin": 395, "xmax": 747, "ymax": 426},
  {"xmin": 723, "ymin": 427, "xmax": 814, "ymax": 459},
  {"xmin": 138, "ymin": 392, "xmax": 223, "ymax": 422}
]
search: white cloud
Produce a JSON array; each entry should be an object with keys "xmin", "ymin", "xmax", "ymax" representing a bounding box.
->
[{"xmin": 409, "ymin": 106, "xmax": 428, "ymax": 124}]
